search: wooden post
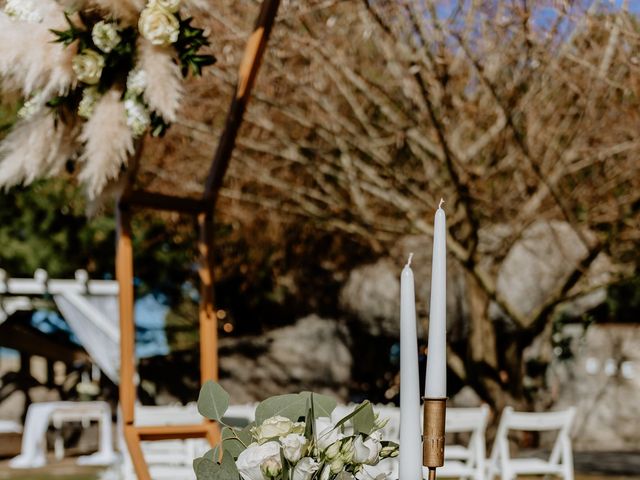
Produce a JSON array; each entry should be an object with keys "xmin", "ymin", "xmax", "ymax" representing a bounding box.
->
[
  {"xmin": 116, "ymin": 205, "xmax": 135, "ymax": 425},
  {"xmin": 198, "ymin": 211, "xmax": 218, "ymax": 384}
]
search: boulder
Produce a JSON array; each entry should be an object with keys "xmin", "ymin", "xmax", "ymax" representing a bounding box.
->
[
  {"xmin": 219, "ymin": 315, "xmax": 352, "ymax": 403},
  {"xmin": 549, "ymin": 324, "xmax": 640, "ymax": 450}
]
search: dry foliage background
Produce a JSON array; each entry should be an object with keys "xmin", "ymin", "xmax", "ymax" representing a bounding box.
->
[{"xmin": 130, "ymin": 1, "xmax": 640, "ymax": 408}]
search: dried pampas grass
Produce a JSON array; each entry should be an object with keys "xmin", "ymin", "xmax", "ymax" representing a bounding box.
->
[
  {"xmin": 138, "ymin": 39, "xmax": 183, "ymax": 122},
  {"xmin": 0, "ymin": 113, "xmax": 77, "ymax": 189},
  {"xmin": 78, "ymin": 89, "xmax": 135, "ymax": 198},
  {"xmin": 0, "ymin": 2, "xmax": 76, "ymax": 97}
]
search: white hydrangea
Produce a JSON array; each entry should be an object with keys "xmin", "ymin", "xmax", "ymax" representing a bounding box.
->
[
  {"xmin": 17, "ymin": 92, "xmax": 45, "ymax": 120},
  {"xmin": 92, "ymin": 21, "xmax": 121, "ymax": 53},
  {"xmin": 4, "ymin": 0, "xmax": 43, "ymax": 23},
  {"xmin": 126, "ymin": 68, "xmax": 148, "ymax": 96},
  {"xmin": 78, "ymin": 87, "xmax": 101, "ymax": 119},
  {"xmin": 124, "ymin": 98, "xmax": 150, "ymax": 137}
]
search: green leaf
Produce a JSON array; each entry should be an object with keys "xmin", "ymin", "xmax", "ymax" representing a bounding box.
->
[
  {"xmin": 197, "ymin": 380, "xmax": 230, "ymax": 421},
  {"xmin": 255, "ymin": 393, "xmax": 302, "ymax": 424},
  {"xmin": 300, "ymin": 392, "xmax": 337, "ymax": 418},
  {"xmin": 219, "ymin": 450, "xmax": 240, "ymax": 480},
  {"xmin": 334, "ymin": 402, "xmax": 369, "ymax": 430},
  {"xmin": 221, "ymin": 425, "xmax": 251, "ymax": 459},
  {"xmin": 351, "ymin": 401, "xmax": 375, "ymax": 435},
  {"xmin": 193, "ymin": 457, "xmax": 220, "ymax": 480}
]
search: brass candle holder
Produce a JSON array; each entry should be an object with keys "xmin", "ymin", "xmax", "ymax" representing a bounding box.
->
[{"xmin": 422, "ymin": 397, "xmax": 447, "ymax": 480}]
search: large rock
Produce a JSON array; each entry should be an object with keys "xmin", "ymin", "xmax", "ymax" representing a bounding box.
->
[
  {"xmin": 218, "ymin": 315, "xmax": 352, "ymax": 403},
  {"xmin": 492, "ymin": 220, "xmax": 612, "ymax": 324},
  {"xmin": 549, "ymin": 324, "xmax": 640, "ymax": 450},
  {"xmin": 339, "ymin": 235, "xmax": 468, "ymax": 339}
]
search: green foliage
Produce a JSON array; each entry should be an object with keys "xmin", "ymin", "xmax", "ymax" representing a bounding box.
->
[
  {"xmin": 350, "ymin": 401, "xmax": 375, "ymax": 435},
  {"xmin": 175, "ymin": 16, "xmax": 216, "ymax": 77},
  {"xmin": 254, "ymin": 391, "xmax": 337, "ymax": 424},
  {"xmin": 198, "ymin": 380, "xmax": 230, "ymax": 421}
]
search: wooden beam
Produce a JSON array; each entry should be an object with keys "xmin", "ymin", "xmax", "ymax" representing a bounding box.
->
[
  {"xmin": 123, "ymin": 425, "xmax": 151, "ymax": 480},
  {"xmin": 124, "ymin": 190, "xmax": 207, "ymax": 214},
  {"xmin": 136, "ymin": 423, "xmax": 214, "ymax": 440},
  {"xmin": 203, "ymin": 0, "xmax": 281, "ymax": 207},
  {"xmin": 116, "ymin": 205, "xmax": 136, "ymax": 425},
  {"xmin": 198, "ymin": 213, "xmax": 218, "ymax": 384}
]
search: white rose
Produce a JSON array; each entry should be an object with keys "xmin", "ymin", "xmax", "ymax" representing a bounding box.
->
[
  {"xmin": 316, "ymin": 417, "xmax": 343, "ymax": 451},
  {"xmin": 253, "ymin": 416, "xmax": 294, "ymax": 443},
  {"xmin": 280, "ymin": 433, "xmax": 307, "ymax": 463},
  {"xmin": 330, "ymin": 458, "xmax": 344, "ymax": 474},
  {"xmin": 148, "ymin": 0, "xmax": 181, "ymax": 13},
  {"xmin": 236, "ymin": 441, "xmax": 280, "ymax": 480},
  {"xmin": 124, "ymin": 98, "xmax": 150, "ymax": 137},
  {"xmin": 352, "ymin": 432, "xmax": 382, "ymax": 465},
  {"xmin": 138, "ymin": 5, "xmax": 180, "ymax": 46},
  {"xmin": 126, "ymin": 68, "xmax": 148, "ymax": 96},
  {"xmin": 78, "ymin": 87, "xmax": 101, "ymax": 119},
  {"xmin": 72, "ymin": 50, "xmax": 105, "ymax": 85},
  {"xmin": 292, "ymin": 457, "xmax": 320, "ymax": 480},
  {"xmin": 260, "ymin": 457, "xmax": 282, "ymax": 478},
  {"xmin": 92, "ymin": 21, "xmax": 121, "ymax": 53}
]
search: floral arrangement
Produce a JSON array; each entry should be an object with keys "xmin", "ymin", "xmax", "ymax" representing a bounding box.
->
[
  {"xmin": 195, "ymin": 382, "xmax": 399, "ymax": 480},
  {"xmin": 0, "ymin": 0, "xmax": 214, "ymax": 196}
]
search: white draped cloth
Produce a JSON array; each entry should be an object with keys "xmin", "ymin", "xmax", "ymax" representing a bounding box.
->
[{"xmin": 54, "ymin": 292, "xmax": 120, "ymax": 383}]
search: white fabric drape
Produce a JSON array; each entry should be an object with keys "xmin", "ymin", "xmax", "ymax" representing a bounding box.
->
[{"xmin": 54, "ymin": 292, "xmax": 120, "ymax": 383}]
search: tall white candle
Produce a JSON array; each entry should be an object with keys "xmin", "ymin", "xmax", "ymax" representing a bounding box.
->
[
  {"xmin": 399, "ymin": 253, "xmax": 423, "ymax": 480},
  {"xmin": 425, "ymin": 199, "xmax": 447, "ymax": 398}
]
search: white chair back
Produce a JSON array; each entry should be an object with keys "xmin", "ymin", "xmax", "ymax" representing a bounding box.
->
[
  {"xmin": 487, "ymin": 406, "xmax": 576, "ymax": 480},
  {"xmin": 435, "ymin": 405, "xmax": 490, "ymax": 480}
]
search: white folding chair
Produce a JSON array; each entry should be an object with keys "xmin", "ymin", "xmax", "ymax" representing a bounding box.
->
[
  {"xmin": 487, "ymin": 406, "xmax": 576, "ymax": 480},
  {"xmin": 431, "ymin": 405, "xmax": 490, "ymax": 480}
]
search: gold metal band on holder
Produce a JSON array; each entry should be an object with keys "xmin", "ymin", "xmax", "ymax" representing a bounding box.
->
[{"xmin": 423, "ymin": 397, "xmax": 447, "ymax": 480}]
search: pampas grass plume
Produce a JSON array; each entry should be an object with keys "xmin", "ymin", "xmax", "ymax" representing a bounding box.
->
[
  {"xmin": 78, "ymin": 89, "xmax": 135, "ymax": 198},
  {"xmin": 138, "ymin": 39, "xmax": 183, "ymax": 122}
]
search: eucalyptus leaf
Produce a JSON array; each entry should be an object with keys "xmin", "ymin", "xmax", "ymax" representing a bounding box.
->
[
  {"xmin": 197, "ymin": 381, "xmax": 230, "ymax": 421},
  {"xmin": 221, "ymin": 425, "xmax": 251, "ymax": 459},
  {"xmin": 351, "ymin": 401, "xmax": 375, "ymax": 435},
  {"xmin": 255, "ymin": 393, "xmax": 304, "ymax": 424},
  {"xmin": 193, "ymin": 457, "xmax": 220, "ymax": 480},
  {"xmin": 334, "ymin": 402, "xmax": 369, "ymax": 430},
  {"xmin": 219, "ymin": 449, "xmax": 240, "ymax": 480}
]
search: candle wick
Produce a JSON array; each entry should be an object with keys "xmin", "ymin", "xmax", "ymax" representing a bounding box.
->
[
  {"xmin": 407, "ymin": 253, "xmax": 414, "ymax": 266},
  {"xmin": 439, "ymin": 198, "xmax": 445, "ymax": 209}
]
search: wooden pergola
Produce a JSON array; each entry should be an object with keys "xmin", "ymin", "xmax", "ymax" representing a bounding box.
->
[{"xmin": 115, "ymin": 1, "xmax": 280, "ymax": 478}]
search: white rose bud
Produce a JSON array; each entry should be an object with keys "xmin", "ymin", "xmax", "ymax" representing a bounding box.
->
[
  {"xmin": 280, "ymin": 433, "xmax": 307, "ymax": 463},
  {"xmin": 319, "ymin": 465, "xmax": 331, "ymax": 480},
  {"xmin": 72, "ymin": 50, "xmax": 105, "ymax": 85},
  {"xmin": 260, "ymin": 457, "xmax": 282, "ymax": 478},
  {"xmin": 325, "ymin": 442, "xmax": 341, "ymax": 460},
  {"xmin": 92, "ymin": 21, "xmax": 121, "ymax": 53},
  {"xmin": 138, "ymin": 5, "xmax": 180, "ymax": 46},
  {"xmin": 148, "ymin": 0, "xmax": 181, "ymax": 13},
  {"xmin": 78, "ymin": 87, "xmax": 100, "ymax": 119},
  {"xmin": 252, "ymin": 416, "xmax": 294, "ymax": 444},
  {"xmin": 291, "ymin": 422, "xmax": 306, "ymax": 435},
  {"xmin": 340, "ymin": 438, "xmax": 354, "ymax": 463},
  {"xmin": 330, "ymin": 458, "xmax": 344, "ymax": 474},
  {"xmin": 316, "ymin": 417, "xmax": 343, "ymax": 451},
  {"xmin": 379, "ymin": 445, "xmax": 397, "ymax": 458},
  {"xmin": 352, "ymin": 433, "xmax": 382, "ymax": 465},
  {"xmin": 236, "ymin": 442, "xmax": 280, "ymax": 480},
  {"xmin": 292, "ymin": 457, "xmax": 320, "ymax": 480}
]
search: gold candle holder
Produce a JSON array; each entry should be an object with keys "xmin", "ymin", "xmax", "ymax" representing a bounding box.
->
[{"xmin": 422, "ymin": 397, "xmax": 447, "ymax": 480}]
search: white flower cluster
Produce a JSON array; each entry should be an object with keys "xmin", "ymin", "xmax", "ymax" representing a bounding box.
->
[
  {"xmin": 17, "ymin": 91, "xmax": 46, "ymax": 120},
  {"xmin": 124, "ymin": 98, "xmax": 151, "ymax": 137},
  {"xmin": 139, "ymin": 0, "xmax": 181, "ymax": 47},
  {"xmin": 236, "ymin": 415, "xmax": 397, "ymax": 480},
  {"xmin": 3, "ymin": 0, "xmax": 43, "ymax": 23},
  {"xmin": 92, "ymin": 21, "xmax": 121, "ymax": 53},
  {"xmin": 78, "ymin": 87, "xmax": 101, "ymax": 119}
]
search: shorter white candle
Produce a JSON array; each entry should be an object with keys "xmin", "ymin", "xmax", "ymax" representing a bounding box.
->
[
  {"xmin": 425, "ymin": 199, "xmax": 447, "ymax": 398},
  {"xmin": 399, "ymin": 253, "xmax": 423, "ymax": 480}
]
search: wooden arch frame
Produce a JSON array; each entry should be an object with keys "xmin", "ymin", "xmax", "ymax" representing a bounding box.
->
[{"xmin": 115, "ymin": 2, "xmax": 280, "ymax": 478}]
